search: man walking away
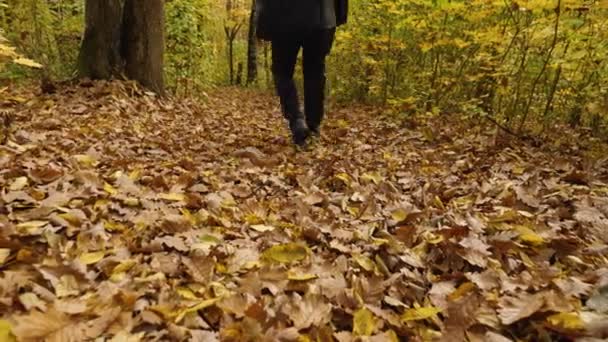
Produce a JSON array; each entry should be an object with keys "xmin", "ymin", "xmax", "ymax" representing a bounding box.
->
[{"xmin": 257, "ymin": 0, "xmax": 349, "ymax": 147}]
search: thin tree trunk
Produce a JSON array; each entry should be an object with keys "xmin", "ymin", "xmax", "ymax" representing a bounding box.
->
[
  {"xmin": 246, "ymin": 0, "xmax": 258, "ymax": 85},
  {"xmin": 228, "ymin": 36, "xmax": 234, "ymax": 84},
  {"xmin": 78, "ymin": 0, "xmax": 125, "ymax": 79},
  {"xmin": 122, "ymin": 0, "xmax": 166, "ymax": 95}
]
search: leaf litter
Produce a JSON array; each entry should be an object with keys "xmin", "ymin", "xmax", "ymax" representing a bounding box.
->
[{"xmin": 0, "ymin": 80, "xmax": 608, "ymax": 341}]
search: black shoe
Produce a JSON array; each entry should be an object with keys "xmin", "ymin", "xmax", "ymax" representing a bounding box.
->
[{"xmin": 289, "ymin": 117, "xmax": 310, "ymax": 147}]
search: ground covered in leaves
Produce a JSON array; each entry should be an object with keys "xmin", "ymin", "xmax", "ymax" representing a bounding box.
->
[{"xmin": 1, "ymin": 81, "xmax": 608, "ymax": 342}]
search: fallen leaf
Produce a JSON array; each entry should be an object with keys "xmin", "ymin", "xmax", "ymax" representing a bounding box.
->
[
  {"xmin": 353, "ymin": 307, "xmax": 376, "ymax": 336},
  {"xmin": 353, "ymin": 254, "xmax": 376, "ymax": 272},
  {"xmin": 402, "ymin": 306, "xmax": 442, "ymax": 322},
  {"xmin": 546, "ymin": 312, "xmax": 584, "ymax": 331},
  {"xmin": 0, "ymin": 320, "xmax": 16, "ymax": 342},
  {"xmin": 498, "ymin": 292, "xmax": 545, "ymax": 325},
  {"xmin": 283, "ymin": 293, "xmax": 331, "ymax": 329},
  {"xmin": 262, "ymin": 243, "xmax": 308, "ymax": 264},
  {"xmin": 175, "ymin": 298, "xmax": 221, "ymax": 323},
  {"xmin": 78, "ymin": 251, "xmax": 105, "ymax": 265},
  {"xmin": 9, "ymin": 177, "xmax": 28, "ymax": 191},
  {"xmin": 0, "ymin": 249, "xmax": 10, "ymax": 265},
  {"xmin": 250, "ymin": 224, "xmax": 275, "ymax": 232}
]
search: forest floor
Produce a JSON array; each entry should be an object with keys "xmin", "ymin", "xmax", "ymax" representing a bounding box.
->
[{"xmin": 1, "ymin": 81, "xmax": 608, "ymax": 342}]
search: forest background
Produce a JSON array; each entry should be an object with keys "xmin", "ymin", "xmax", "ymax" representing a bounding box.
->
[{"xmin": 0, "ymin": 0, "xmax": 607, "ymax": 138}]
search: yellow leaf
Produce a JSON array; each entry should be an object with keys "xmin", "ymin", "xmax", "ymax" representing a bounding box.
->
[
  {"xmin": 129, "ymin": 169, "xmax": 142, "ymax": 180},
  {"xmin": 433, "ymin": 196, "xmax": 445, "ymax": 210},
  {"xmin": 123, "ymin": 197, "xmax": 140, "ymax": 206},
  {"xmin": 514, "ymin": 225, "xmax": 545, "ymax": 246},
  {"xmin": 94, "ymin": 199, "xmax": 109, "ymax": 210},
  {"xmin": 74, "ymin": 154, "xmax": 97, "ymax": 167},
  {"xmin": 402, "ymin": 307, "xmax": 442, "ymax": 322},
  {"xmin": 347, "ymin": 206, "xmax": 360, "ymax": 216},
  {"xmin": 112, "ymin": 260, "xmax": 136, "ymax": 274},
  {"xmin": 104, "ymin": 220, "xmax": 127, "ymax": 232},
  {"xmin": 298, "ymin": 335, "xmax": 313, "ymax": 342},
  {"xmin": 546, "ymin": 312, "xmax": 584, "ymax": 330},
  {"xmin": 159, "ymin": 193, "xmax": 186, "ymax": 201},
  {"xmin": 0, "ymin": 249, "xmax": 10, "ymax": 265},
  {"xmin": 250, "ymin": 224, "xmax": 276, "ymax": 232},
  {"xmin": 104, "ymin": 182, "xmax": 118, "ymax": 195},
  {"xmin": 0, "ymin": 320, "xmax": 16, "ymax": 342},
  {"xmin": 177, "ymin": 287, "xmax": 199, "ymax": 300},
  {"xmin": 16, "ymin": 220, "xmax": 48, "ymax": 234},
  {"xmin": 353, "ymin": 254, "xmax": 376, "ymax": 272},
  {"xmin": 361, "ymin": 172, "xmax": 384, "ymax": 184},
  {"xmin": 353, "ymin": 307, "xmax": 376, "ymax": 336},
  {"xmin": 424, "ymin": 232, "xmax": 444, "ymax": 245},
  {"xmin": 448, "ymin": 282, "xmax": 476, "ymax": 301},
  {"xmin": 175, "ymin": 298, "xmax": 220, "ymax": 323},
  {"xmin": 58, "ymin": 213, "xmax": 80, "ymax": 226},
  {"xmin": 79, "ymin": 251, "xmax": 105, "ymax": 265},
  {"xmin": 110, "ymin": 259, "xmax": 136, "ymax": 282},
  {"xmin": 210, "ymin": 282, "xmax": 231, "ymax": 298},
  {"xmin": 262, "ymin": 243, "xmax": 309, "ymax": 264},
  {"xmin": 199, "ymin": 234, "xmax": 222, "ymax": 245},
  {"xmin": 391, "ymin": 208, "xmax": 409, "ymax": 223},
  {"xmin": 335, "ymin": 173, "xmax": 351, "ymax": 184},
  {"xmin": 384, "ymin": 330, "xmax": 399, "ymax": 342},
  {"xmin": 180, "ymin": 208, "xmax": 198, "ymax": 225},
  {"xmin": 13, "ymin": 57, "xmax": 43, "ymax": 68},
  {"xmin": 287, "ymin": 271, "xmax": 318, "ymax": 281},
  {"xmin": 9, "ymin": 177, "xmax": 28, "ymax": 191},
  {"xmin": 336, "ymin": 119, "xmax": 349, "ymax": 128},
  {"xmin": 244, "ymin": 213, "xmax": 264, "ymax": 225}
]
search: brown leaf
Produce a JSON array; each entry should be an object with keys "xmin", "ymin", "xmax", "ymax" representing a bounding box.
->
[
  {"xmin": 182, "ymin": 256, "xmax": 214, "ymax": 284},
  {"xmin": 283, "ymin": 293, "xmax": 332, "ymax": 329},
  {"xmin": 11, "ymin": 308, "xmax": 71, "ymax": 340},
  {"xmin": 458, "ymin": 235, "xmax": 491, "ymax": 267},
  {"xmin": 498, "ymin": 292, "xmax": 546, "ymax": 325},
  {"xmin": 30, "ymin": 165, "xmax": 63, "ymax": 183}
]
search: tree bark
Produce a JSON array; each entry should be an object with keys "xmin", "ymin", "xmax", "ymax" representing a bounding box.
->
[
  {"xmin": 246, "ymin": 0, "xmax": 258, "ymax": 85},
  {"xmin": 78, "ymin": 0, "xmax": 165, "ymax": 95},
  {"xmin": 123, "ymin": 0, "xmax": 166, "ymax": 95},
  {"xmin": 78, "ymin": 0, "xmax": 125, "ymax": 79}
]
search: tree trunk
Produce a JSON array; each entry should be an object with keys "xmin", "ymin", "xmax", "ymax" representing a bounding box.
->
[
  {"xmin": 228, "ymin": 35, "xmax": 234, "ymax": 84},
  {"xmin": 78, "ymin": 0, "xmax": 165, "ymax": 95},
  {"xmin": 246, "ymin": 0, "xmax": 258, "ymax": 85},
  {"xmin": 123, "ymin": 0, "xmax": 166, "ymax": 95},
  {"xmin": 78, "ymin": 0, "xmax": 125, "ymax": 79}
]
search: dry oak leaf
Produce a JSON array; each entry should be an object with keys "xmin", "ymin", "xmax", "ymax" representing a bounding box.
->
[
  {"xmin": 498, "ymin": 292, "xmax": 545, "ymax": 325},
  {"xmin": 11, "ymin": 307, "xmax": 120, "ymax": 341},
  {"xmin": 282, "ymin": 293, "xmax": 332, "ymax": 329},
  {"xmin": 498, "ymin": 290, "xmax": 575, "ymax": 325},
  {"xmin": 458, "ymin": 235, "xmax": 492, "ymax": 267}
]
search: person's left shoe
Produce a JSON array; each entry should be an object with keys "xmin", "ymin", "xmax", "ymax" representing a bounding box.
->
[{"xmin": 288, "ymin": 113, "xmax": 310, "ymax": 148}]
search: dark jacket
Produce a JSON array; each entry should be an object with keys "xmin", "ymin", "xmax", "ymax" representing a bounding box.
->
[{"xmin": 257, "ymin": 0, "xmax": 348, "ymax": 41}]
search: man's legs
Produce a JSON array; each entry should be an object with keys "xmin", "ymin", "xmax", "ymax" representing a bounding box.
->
[
  {"xmin": 302, "ymin": 28, "xmax": 336, "ymax": 136},
  {"xmin": 272, "ymin": 37, "xmax": 309, "ymax": 146}
]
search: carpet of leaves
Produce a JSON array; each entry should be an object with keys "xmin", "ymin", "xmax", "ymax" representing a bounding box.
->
[{"xmin": 1, "ymin": 81, "xmax": 608, "ymax": 342}]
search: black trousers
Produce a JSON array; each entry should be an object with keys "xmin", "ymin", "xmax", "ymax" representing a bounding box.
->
[{"xmin": 271, "ymin": 28, "xmax": 336, "ymax": 132}]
